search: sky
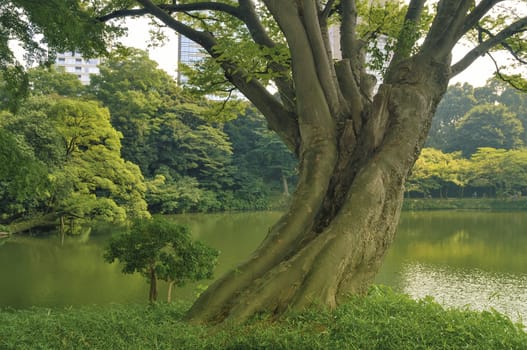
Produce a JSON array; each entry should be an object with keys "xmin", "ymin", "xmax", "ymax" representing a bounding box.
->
[{"xmin": 120, "ymin": 18, "xmax": 179, "ymax": 77}]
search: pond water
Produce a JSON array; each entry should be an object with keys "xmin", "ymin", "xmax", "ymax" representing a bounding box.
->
[{"xmin": 1, "ymin": 210, "xmax": 526, "ymax": 324}]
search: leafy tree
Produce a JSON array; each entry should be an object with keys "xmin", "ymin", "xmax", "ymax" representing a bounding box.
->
[
  {"xmin": 451, "ymin": 104, "xmax": 524, "ymax": 156},
  {"xmin": 428, "ymin": 80, "xmax": 527, "ymax": 152},
  {"xmin": 469, "ymin": 148, "xmax": 527, "ymax": 197},
  {"xmin": 146, "ymin": 175, "xmax": 214, "ymax": 213},
  {"xmin": 90, "ymin": 50, "xmax": 240, "ymax": 210},
  {"xmin": 48, "ymin": 98, "xmax": 150, "ymax": 223},
  {"xmin": 28, "ymin": 67, "xmax": 85, "ymax": 97},
  {"xmin": 104, "ymin": 217, "xmax": 218, "ymax": 302},
  {"xmin": 5, "ymin": 0, "xmax": 527, "ymax": 324},
  {"xmin": 88, "ymin": 49, "xmax": 175, "ymax": 171},
  {"xmin": 493, "ymin": 81, "xmax": 527, "ymax": 144},
  {"xmin": 0, "ymin": 125, "xmax": 49, "ymax": 222},
  {"xmin": 225, "ymin": 107, "xmax": 298, "ymax": 198},
  {"xmin": 407, "ymin": 148, "xmax": 470, "ymax": 198},
  {"xmin": 426, "ymin": 83, "xmax": 477, "ymax": 151},
  {"xmin": 1, "ymin": 93, "xmax": 149, "ymax": 231},
  {"xmin": 152, "ymin": 120, "xmax": 235, "ymax": 190},
  {"xmin": 0, "ymin": 66, "xmax": 29, "ymax": 112}
]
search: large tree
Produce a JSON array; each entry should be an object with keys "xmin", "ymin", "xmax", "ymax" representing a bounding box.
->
[{"xmin": 6, "ymin": 0, "xmax": 527, "ymax": 324}]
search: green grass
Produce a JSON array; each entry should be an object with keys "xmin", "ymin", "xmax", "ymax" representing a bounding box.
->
[{"xmin": 1, "ymin": 287, "xmax": 526, "ymax": 349}]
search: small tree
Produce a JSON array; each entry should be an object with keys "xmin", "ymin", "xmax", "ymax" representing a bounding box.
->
[{"xmin": 104, "ymin": 217, "xmax": 218, "ymax": 303}]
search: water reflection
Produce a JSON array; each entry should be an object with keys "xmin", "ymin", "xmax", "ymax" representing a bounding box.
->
[
  {"xmin": 376, "ymin": 210, "xmax": 527, "ymax": 325},
  {"xmin": 398, "ymin": 262, "xmax": 527, "ymax": 324},
  {"xmin": 0, "ymin": 236, "xmax": 146, "ymax": 307}
]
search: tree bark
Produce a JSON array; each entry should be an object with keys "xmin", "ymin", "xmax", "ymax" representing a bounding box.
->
[{"xmin": 187, "ymin": 54, "xmax": 450, "ymax": 325}]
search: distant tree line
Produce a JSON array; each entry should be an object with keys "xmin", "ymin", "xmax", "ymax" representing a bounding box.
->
[
  {"xmin": 2, "ymin": 50, "xmax": 526, "ymax": 232},
  {"xmin": 0, "ymin": 49, "xmax": 296, "ymax": 233},
  {"xmin": 409, "ymin": 81, "xmax": 527, "ymax": 198}
]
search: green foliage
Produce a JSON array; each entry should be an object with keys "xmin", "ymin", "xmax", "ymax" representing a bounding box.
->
[
  {"xmin": 10, "ymin": 0, "xmax": 121, "ymax": 58},
  {"xmin": 1, "ymin": 287, "xmax": 526, "ymax": 349},
  {"xmin": 89, "ymin": 50, "xmax": 236, "ymax": 187},
  {"xmin": 452, "ymin": 104, "xmax": 523, "ymax": 157},
  {"xmin": 408, "ymin": 147, "xmax": 527, "ymax": 198},
  {"xmin": 28, "ymin": 66, "xmax": 85, "ymax": 97},
  {"xmin": 427, "ymin": 83, "xmax": 477, "ymax": 151},
  {"xmin": 224, "ymin": 108, "xmax": 298, "ymax": 197},
  {"xmin": 428, "ymin": 80, "xmax": 527, "ymax": 153},
  {"xmin": 88, "ymin": 50, "xmax": 294, "ymax": 213},
  {"xmin": 88, "ymin": 49, "xmax": 177, "ymax": 171},
  {"xmin": 2, "ymin": 50, "xmax": 299, "ymax": 221},
  {"xmin": 0, "ymin": 126, "xmax": 49, "ymax": 220},
  {"xmin": 1, "ymin": 80, "xmax": 149, "ymax": 228},
  {"xmin": 0, "ymin": 66, "xmax": 29, "ymax": 112},
  {"xmin": 407, "ymin": 148, "xmax": 469, "ymax": 198},
  {"xmin": 105, "ymin": 217, "xmax": 218, "ymax": 301},
  {"xmin": 0, "ymin": 0, "xmax": 124, "ymax": 109},
  {"xmin": 47, "ymin": 98, "xmax": 149, "ymax": 222}
]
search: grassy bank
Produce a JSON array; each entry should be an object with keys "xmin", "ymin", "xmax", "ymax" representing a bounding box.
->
[
  {"xmin": 403, "ymin": 197, "xmax": 527, "ymax": 211},
  {"xmin": 1, "ymin": 287, "xmax": 525, "ymax": 350}
]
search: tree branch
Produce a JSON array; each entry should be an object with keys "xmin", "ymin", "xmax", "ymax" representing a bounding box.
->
[
  {"xmin": 486, "ymin": 51, "xmax": 527, "ymax": 92},
  {"xmin": 477, "ymin": 24, "xmax": 527, "ymax": 64},
  {"xmin": 450, "ymin": 16, "xmax": 527, "ymax": 77},
  {"xmin": 98, "ymin": 2, "xmax": 241, "ymax": 23},
  {"xmin": 131, "ymin": 0, "xmax": 216, "ymax": 49},
  {"xmin": 131, "ymin": 0, "xmax": 300, "ymax": 151},
  {"xmin": 237, "ymin": 0, "xmax": 296, "ymax": 112},
  {"xmin": 319, "ymin": 0, "xmax": 336, "ymax": 23},
  {"xmin": 340, "ymin": 0, "xmax": 359, "ymax": 61},
  {"xmin": 300, "ymin": 0, "xmax": 345, "ymax": 116},
  {"xmin": 421, "ymin": 0, "xmax": 473, "ymax": 59},
  {"xmin": 263, "ymin": 0, "xmax": 337, "ymax": 148},
  {"xmin": 389, "ymin": 0, "xmax": 426, "ymax": 66},
  {"xmin": 456, "ymin": 0, "xmax": 504, "ymax": 40}
]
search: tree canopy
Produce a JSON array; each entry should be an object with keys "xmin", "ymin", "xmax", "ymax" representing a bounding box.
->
[{"xmin": 105, "ymin": 217, "xmax": 218, "ymax": 303}]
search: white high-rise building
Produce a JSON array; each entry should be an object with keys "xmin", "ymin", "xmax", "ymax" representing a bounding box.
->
[{"xmin": 54, "ymin": 51, "xmax": 100, "ymax": 85}]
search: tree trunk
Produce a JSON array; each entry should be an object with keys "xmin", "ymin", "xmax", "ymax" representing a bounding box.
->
[
  {"xmin": 187, "ymin": 55, "xmax": 450, "ymax": 325},
  {"xmin": 149, "ymin": 267, "xmax": 158, "ymax": 303},
  {"xmin": 281, "ymin": 173, "xmax": 290, "ymax": 197},
  {"xmin": 60, "ymin": 216, "xmax": 65, "ymax": 246},
  {"xmin": 167, "ymin": 281, "xmax": 175, "ymax": 303}
]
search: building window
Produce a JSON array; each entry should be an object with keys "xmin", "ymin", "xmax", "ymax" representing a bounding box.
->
[
  {"xmin": 75, "ymin": 67, "xmax": 82, "ymax": 72},
  {"xmin": 75, "ymin": 58, "xmax": 82, "ymax": 63},
  {"xmin": 58, "ymin": 58, "xmax": 65, "ymax": 63}
]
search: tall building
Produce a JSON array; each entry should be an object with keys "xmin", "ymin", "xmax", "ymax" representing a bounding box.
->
[
  {"xmin": 177, "ymin": 35, "xmax": 206, "ymax": 85},
  {"xmin": 54, "ymin": 51, "xmax": 100, "ymax": 85}
]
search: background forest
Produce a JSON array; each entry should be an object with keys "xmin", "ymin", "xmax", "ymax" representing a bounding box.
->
[
  {"xmin": 1, "ymin": 50, "xmax": 526, "ymax": 233},
  {"xmin": 412, "ymin": 80, "xmax": 527, "ymax": 198},
  {"xmin": 0, "ymin": 50, "xmax": 296, "ymax": 233}
]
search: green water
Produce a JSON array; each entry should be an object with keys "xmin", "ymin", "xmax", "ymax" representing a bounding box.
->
[{"xmin": 1, "ymin": 210, "xmax": 526, "ymax": 323}]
